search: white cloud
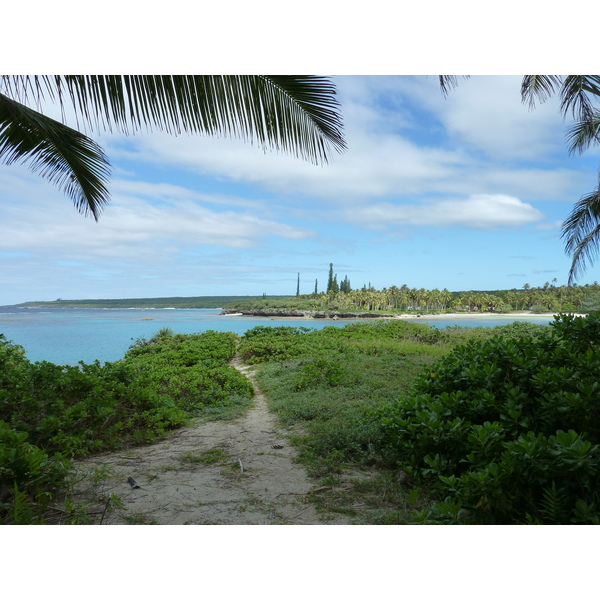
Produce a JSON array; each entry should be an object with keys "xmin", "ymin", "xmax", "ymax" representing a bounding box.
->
[
  {"xmin": 95, "ymin": 76, "xmax": 586, "ymax": 209},
  {"xmin": 394, "ymin": 75, "xmax": 567, "ymax": 161},
  {"xmin": 105, "ymin": 126, "xmax": 471, "ymax": 203},
  {"xmin": 0, "ymin": 75, "xmax": 591, "ymax": 304},
  {"xmin": 341, "ymin": 194, "xmax": 545, "ymax": 230},
  {"xmin": 111, "ymin": 179, "xmax": 265, "ymax": 210},
  {"xmin": 0, "ymin": 168, "xmax": 314, "ymax": 260}
]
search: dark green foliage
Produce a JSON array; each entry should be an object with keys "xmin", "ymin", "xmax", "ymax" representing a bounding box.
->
[
  {"xmin": 327, "ymin": 263, "xmax": 334, "ymax": 293},
  {"xmin": 120, "ymin": 330, "xmax": 253, "ymax": 425},
  {"xmin": 340, "ymin": 275, "xmax": 352, "ymax": 294},
  {"xmin": 0, "ymin": 421, "xmax": 71, "ymax": 524},
  {"xmin": 294, "ymin": 358, "xmax": 349, "ymax": 390},
  {"xmin": 238, "ymin": 320, "xmax": 456, "ymax": 365},
  {"xmin": 380, "ymin": 313, "xmax": 600, "ymax": 524},
  {"xmin": 0, "ymin": 350, "xmax": 187, "ymax": 457},
  {"xmin": 247, "ymin": 320, "xmax": 463, "ymax": 478},
  {"xmin": 444, "ymin": 320, "xmax": 548, "ymax": 346},
  {"xmin": 238, "ymin": 326, "xmax": 317, "ymax": 363},
  {"xmin": 126, "ymin": 330, "xmax": 238, "ymax": 364},
  {"xmin": 0, "ymin": 330, "xmax": 254, "ymax": 523}
]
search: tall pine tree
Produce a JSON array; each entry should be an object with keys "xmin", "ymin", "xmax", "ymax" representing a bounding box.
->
[
  {"xmin": 327, "ymin": 263, "xmax": 334, "ymax": 293},
  {"xmin": 332, "ymin": 274, "xmax": 339, "ymax": 293}
]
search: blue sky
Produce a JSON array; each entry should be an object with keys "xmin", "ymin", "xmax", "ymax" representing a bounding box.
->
[{"xmin": 2, "ymin": 75, "xmax": 600, "ymax": 305}]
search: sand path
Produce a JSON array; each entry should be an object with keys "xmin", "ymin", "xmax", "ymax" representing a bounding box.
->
[{"xmin": 71, "ymin": 359, "xmax": 349, "ymax": 525}]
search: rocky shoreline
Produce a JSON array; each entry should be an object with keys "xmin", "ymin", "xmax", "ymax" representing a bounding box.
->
[
  {"xmin": 219, "ymin": 308, "xmax": 569, "ymax": 320},
  {"xmin": 219, "ymin": 308, "xmax": 395, "ymax": 319}
]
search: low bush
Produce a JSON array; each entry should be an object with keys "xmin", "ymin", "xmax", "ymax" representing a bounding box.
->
[
  {"xmin": 0, "ymin": 330, "xmax": 254, "ymax": 523},
  {"xmin": 380, "ymin": 313, "xmax": 600, "ymax": 524},
  {"xmin": 250, "ymin": 321, "xmax": 457, "ymax": 479},
  {"xmin": 124, "ymin": 332, "xmax": 253, "ymax": 412},
  {"xmin": 0, "ymin": 354, "xmax": 188, "ymax": 457},
  {"xmin": 293, "ymin": 358, "xmax": 350, "ymax": 390},
  {"xmin": 0, "ymin": 421, "xmax": 71, "ymax": 524},
  {"xmin": 238, "ymin": 326, "xmax": 317, "ymax": 363},
  {"xmin": 126, "ymin": 330, "xmax": 238, "ymax": 364}
]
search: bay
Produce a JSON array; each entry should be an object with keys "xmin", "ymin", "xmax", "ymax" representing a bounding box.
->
[{"xmin": 0, "ymin": 308, "xmax": 556, "ymax": 366}]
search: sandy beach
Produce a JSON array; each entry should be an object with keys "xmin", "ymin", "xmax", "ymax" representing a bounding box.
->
[
  {"xmin": 393, "ymin": 311, "xmax": 576, "ymax": 320},
  {"xmin": 221, "ymin": 310, "xmax": 585, "ymax": 321}
]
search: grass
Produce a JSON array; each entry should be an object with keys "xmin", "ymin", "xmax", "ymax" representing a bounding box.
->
[
  {"xmin": 248, "ymin": 326, "xmax": 448, "ymax": 521},
  {"xmin": 123, "ymin": 513, "xmax": 158, "ymax": 525},
  {"xmin": 178, "ymin": 448, "xmax": 230, "ymax": 466},
  {"xmin": 177, "ymin": 447, "xmax": 244, "ymax": 478},
  {"xmin": 193, "ymin": 394, "xmax": 255, "ymax": 423},
  {"xmin": 4, "ymin": 318, "xmax": 550, "ymax": 524},
  {"xmin": 247, "ymin": 319, "xmax": 548, "ymax": 522}
]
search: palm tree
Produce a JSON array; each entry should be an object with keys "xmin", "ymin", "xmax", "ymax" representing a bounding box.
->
[
  {"xmin": 0, "ymin": 75, "xmax": 346, "ymax": 220},
  {"xmin": 521, "ymin": 76, "xmax": 600, "ymax": 284},
  {"xmin": 561, "ymin": 185, "xmax": 600, "ymax": 285},
  {"xmin": 444, "ymin": 75, "xmax": 600, "ymax": 284}
]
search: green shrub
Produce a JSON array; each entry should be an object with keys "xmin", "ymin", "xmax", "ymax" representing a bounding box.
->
[
  {"xmin": 0, "ymin": 421, "xmax": 71, "ymax": 524},
  {"xmin": 126, "ymin": 330, "xmax": 238, "ymax": 364},
  {"xmin": 238, "ymin": 321, "xmax": 456, "ymax": 365},
  {"xmin": 0, "ymin": 354, "xmax": 189, "ymax": 456},
  {"xmin": 0, "ymin": 330, "xmax": 256, "ymax": 522},
  {"xmin": 380, "ymin": 313, "xmax": 600, "ymax": 524},
  {"xmin": 293, "ymin": 358, "xmax": 349, "ymax": 390},
  {"xmin": 530, "ymin": 304, "xmax": 549, "ymax": 313},
  {"xmin": 238, "ymin": 326, "xmax": 315, "ymax": 363},
  {"xmin": 0, "ymin": 331, "xmax": 253, "ymax": 458},
  {"xmin": 125, "ymin": 331, "xmax": 253, "ymax": 411}
]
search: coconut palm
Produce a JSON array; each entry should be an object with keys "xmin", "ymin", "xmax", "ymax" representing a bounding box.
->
[
  {"xmin": 444, "ymin": 75, "xmax": 600, "ymax": 284},
  {"xmin": 0, "ymin": 75, "xmax": 346, "ymax": 220},
  {"xmin": 521, "ymin": 75, "xmax": 600, "ymax": 284}
]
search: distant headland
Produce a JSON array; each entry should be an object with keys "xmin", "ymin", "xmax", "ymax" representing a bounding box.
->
[{"xmin": 1, "ymin": 296, "xmax": 288, "ymax": 310}]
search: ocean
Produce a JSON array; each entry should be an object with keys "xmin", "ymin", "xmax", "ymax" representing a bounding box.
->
[{"xmin": 0, "ymin": 308, "xmax": 557, "ymax": 366}]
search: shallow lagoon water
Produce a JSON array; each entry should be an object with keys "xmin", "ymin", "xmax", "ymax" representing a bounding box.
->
[{"xmin": 0, "ymin": 308, "xmax": 556, "ymax": 365}]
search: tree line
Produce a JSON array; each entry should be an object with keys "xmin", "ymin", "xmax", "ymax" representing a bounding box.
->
[{"xmin": 292, "ymin": 267, "xmax": 600, "ymax": 313}]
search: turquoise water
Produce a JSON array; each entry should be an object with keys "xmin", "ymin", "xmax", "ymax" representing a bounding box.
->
[{"xmin": 0, "ymin": 308, "xmax": 556, "ymax": 366}]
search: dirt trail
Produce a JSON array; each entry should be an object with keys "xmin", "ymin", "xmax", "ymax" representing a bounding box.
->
[{"xmin": 71, "ymin": 359, "xmax": 350, "ymax": 525}]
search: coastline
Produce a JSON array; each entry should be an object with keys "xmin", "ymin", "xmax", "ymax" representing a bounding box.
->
[
  {"xmin": 219, "ymin": 309, "xmax": 585, "ymax": 320},
  {"xmin": 395, "ymin": 311, "xmax": 585, "ymax": 320}
]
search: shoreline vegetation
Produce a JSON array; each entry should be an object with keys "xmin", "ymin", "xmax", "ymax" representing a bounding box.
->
[
  {"xmin": 2, "ymin": 308, "xmax": 600, "ymax": 524},
  {"xmin": 219, "ymin": 279, "xmax": 600, "ymax": 316},
  {"xmin": 2, "ymin": 274, "xmax": 599, "ymax": 523},
  {"xmin": 1, "ymin": 296, "xmax": 289, "ymax": 310},
  {"xmin": 4, "ymin": 276, "xmax": 600, "ymax": 315},
  {"xmin": 0, "ymin": 263, "xmax": 600, "ymax": 319},
  {"xmin": 219, "ymin": 308, "xmax": 574, "ymax": 320}
]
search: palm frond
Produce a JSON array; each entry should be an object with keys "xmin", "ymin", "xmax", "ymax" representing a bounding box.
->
[
  {"xmin": 565, "ymin": 113, "xmax": 600, "ymax": 154},
  {"xmin": 0, "ymin": 75, "xmax": 346, "ymax": 165},
  {"xmin": 521, "ymin": 75, "xmax": 563, "ymax": 109},
  {"xmin": 438, "ymin": 75, "xmax": 469, "ymax": 98},
  {"xmin": 0, "ymin": 93, "xmax": 110, "ymax": 220},
  {"xmin": 559, "ymin": 75, "xmax": 600, "ymax": 122},
  {"xmin": 561, "ymin": 185, "xmax": 600, "ymax": 284}
]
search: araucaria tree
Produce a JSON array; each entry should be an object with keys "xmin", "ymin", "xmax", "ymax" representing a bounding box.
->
[
  {"xmin": 327, "ymin": 263, "xmax": 335, "ymax": 293},
  {"xmin": 0, "ymin": 76, "xmax": 346, "ymax": 219},
  {"xmin": 340, "ymin": 275, "xmax": 352, "ymax": 293}
]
